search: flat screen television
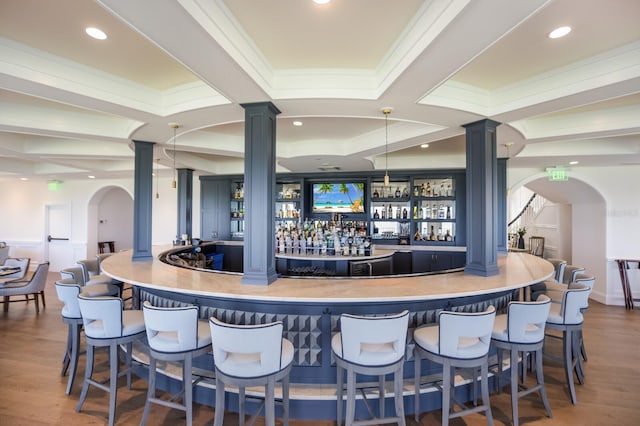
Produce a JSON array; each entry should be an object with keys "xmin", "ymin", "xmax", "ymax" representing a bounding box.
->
[{"xmin": 312, "ymin": 182, "xmax": 365, "ymax": 213}]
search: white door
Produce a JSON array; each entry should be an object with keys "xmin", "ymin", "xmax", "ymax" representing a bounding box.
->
[{"xmin": 45, "ymin": 204, "xmax": 73, "ymax": 272}]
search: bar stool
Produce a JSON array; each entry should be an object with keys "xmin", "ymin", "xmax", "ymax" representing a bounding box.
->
[
  {"xmin": 331, "ymin": 310, "xmax": 409, "ymax": 426},
  {"xmin": 543, "ymin": 283, "xmax": 591, "ymax": 405},
  {"xmin": 141, "ymin": 302, "xmax": 212, "ymax": 426},
  {"xmin": 547, "ymin": 258, "xmax": 567, "ymax": 283},
  {"xmin": 55, "ymin": 279, "xmax": 118, "ymax": 395},
  {"xmin": 414, "ymin": 306, "xmax": 496, "ymax": 426},
  {"xmin": 209, "ymin": 318, "xmax": 294, "ymax": 426},
  {"xmin": 572, "ymin": 274, "xmax": 595, "ymax": 365},
  {"xmin": 77, "ymin": 258, "xmax": 114, "ymax": 286},
  {"xmin": 76, "ymin": 293, "xmax": 146, "ymax": 426},
  {"xmin": 562, "ymin": 265, "xmax": 585, "ymax": 284},
  {"xmin": 491, "ymin": 295, "xmax": 552, "ymax": 426}
]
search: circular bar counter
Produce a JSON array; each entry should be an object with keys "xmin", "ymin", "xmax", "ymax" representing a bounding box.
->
[{"xmin": 101, "ymin": 249, "xmax": 553, "ymax": 420}]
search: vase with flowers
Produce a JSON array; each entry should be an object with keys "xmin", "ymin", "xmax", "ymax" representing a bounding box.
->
[{"xmin": 517, "ymin": 227, "xmax": 526, "ymax": 249}]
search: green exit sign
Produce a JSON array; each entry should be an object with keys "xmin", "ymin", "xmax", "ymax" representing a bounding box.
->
[{"xmin": 548, "ymin": 169, "xmax": 568, "ymax": 181}]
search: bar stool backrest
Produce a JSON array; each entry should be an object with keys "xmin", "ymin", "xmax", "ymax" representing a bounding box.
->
[
  {"xmin": 559, "ymin": 284, "xmax": 591, "ymax": 325},
  {"xmin": 78, "ymin": 295, "xmax": 124, "ymax": 338},
  {"xmin": 571, "ymin": 273, "xmax": 595, "ymax": 290},
  {"xmin": 210, "ymin": 318, "xmax": 285, "ymax": 378},
  {"xmin": 438, "ymin": 306, "xmax": 496, "ymax": 358},
  {"xmin": 337, "ymin": 310, "xmax": 409, "ymax": 366},
  {"xmin": 562, "ymin": 265, "xmax": 585, "ymax": 284},
  {"xmin": 60, "ymin": 266, "xmax": 85, "ymax": 285},
  {"xmin": 55, "ymin": 281, "xmax": 82, "ymax": 319},
  {"xmin": 143, "ymin": 301, "xmax": 200, "ymax": 352},
  {"xmin": 506, "ymin": 295, "xmax": 551, "ymax": 343},
  {"xmin": 77, "ymin": 259, "xmax": 100, "ymax": 283}
]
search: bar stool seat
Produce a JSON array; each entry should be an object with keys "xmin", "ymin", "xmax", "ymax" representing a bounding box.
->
[
  {"xmin": 141, "ymin": 301, "xmax": 212, "ymax": 426},
  {"xmin": 491, "ymin": 295, "xmax": 552, "ymax": 426},
  {"xmin": 414, "ymin": 306, "xmax": 496, "ymax": 426},
  {"xmin": 76, "ymin": 293, "xmax": 146, "ymax": 426},
  {"xmin": 209, "ymin": 317, "xmax": 294, "ymax": 426},
  {"xmin": 331, "ymin": 310, "xmax": 409, "ymax": 426}
]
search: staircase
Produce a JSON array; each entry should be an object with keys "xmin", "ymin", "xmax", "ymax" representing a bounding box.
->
[{"xmin": 508, "ymin": 193, "xmax": 546, "ymax": 248}]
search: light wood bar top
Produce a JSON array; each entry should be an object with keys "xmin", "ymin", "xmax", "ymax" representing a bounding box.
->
[{"xmin": 101, "ymin": 248, "xmax": 553, "ymax": 304}]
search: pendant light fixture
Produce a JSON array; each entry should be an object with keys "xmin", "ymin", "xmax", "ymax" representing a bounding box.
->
[
  {"xmin": 169, "ymin": 123, "xmax": 179, "ymax": 189},
  {"xmin": 382, "ymin": 107, "xmax": 392, "ymax": 187}
]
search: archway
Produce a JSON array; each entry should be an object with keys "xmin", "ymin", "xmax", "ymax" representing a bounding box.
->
[
  {"xmin": 87, "ymin": 186, "xmax": 134, "ymax": 258},
  {"xmin": 510, "ymin": 174, "xmax": 607, "ymax": 303}
]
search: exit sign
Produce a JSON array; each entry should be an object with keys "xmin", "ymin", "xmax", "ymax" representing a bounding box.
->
[{"xmin": 548, "ymin": 169, "xmax": 568, "ymax": 181}]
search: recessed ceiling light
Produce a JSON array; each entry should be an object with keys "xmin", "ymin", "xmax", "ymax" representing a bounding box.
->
[
  {"xmin": 20, "ymin": 177, "xmax": 28, "ymax": 181},
  {"xmin": 88, "ymin": 175, "xmax": 96, "ymax": 179},
  {"xmin": 569, "ymin": 161, "xmax": 579, "ymax": 165},
  {"xmin": 292, "ymin": 121, "xmax": 303, "ymax": 127},
  {"xmin": 86, "ymin": 27, "xmax": 107, "ymax": 40},
  {"xmin": 420, "ymin": 143, "xmax": 429, "ymax": 149},
  {"xmin": 549, "ymin": 26, "xmax": 571, "ymax": 39},
  {"xmin": 313, "ymin": 0, "xmax": 331, "ymax": 4}
]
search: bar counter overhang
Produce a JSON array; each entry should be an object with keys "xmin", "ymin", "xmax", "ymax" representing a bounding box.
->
[{"xmin": 100, "ymin": 249, "xmax": 554, "ymax": 420}]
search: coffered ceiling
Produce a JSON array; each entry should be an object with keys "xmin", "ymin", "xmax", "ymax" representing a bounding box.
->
[{"xmin": 0, "ymin": 0, "xmax": 639, "ymax": 182}]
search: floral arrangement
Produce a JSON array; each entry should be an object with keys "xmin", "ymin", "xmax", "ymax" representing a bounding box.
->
[{"xmin": 517, "ymin": 227, "xmax": 527, "ymax": 237}]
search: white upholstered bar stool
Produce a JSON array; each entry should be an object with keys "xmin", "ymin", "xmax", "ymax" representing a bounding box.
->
[
  {"xmin": 331, "ymin": 310, "xmax": 409, "ymax": 426},
  {"xmin": 55, "ymin": 280, "xmax": 118, "ymax": 395},
  {"xmin": 414, "ymin": 306, "xmax": 496, "ymax": 426},
  {"xmin": 562, "ymin": 265, "xmax": 585, "ymax": 284},
  {"xmin": 141, "ymin": 302, "xmax": 212, "ymax": 426},
  {"xmin": 572, "ymin": 274, "xmax": 595, "ymax": 366},
  {"xmin": 543, "ymin": 283, "xmax": 591, "ymax": 405},
  {"xmin": 547, "ymin": 259, "xmax": 567, "ymax": 283},
  {"xmin": 209, "ymin": 318, "xmax": 294, "ymax": 426},
  {"xmin": 491, "ymin": 295, "xmax": 552, "ymax": 426},
  {"xmin": 76, "ymin": 293, "xmax": 146, "ymax": 426}
]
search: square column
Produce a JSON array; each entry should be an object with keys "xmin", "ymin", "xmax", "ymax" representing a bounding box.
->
[
  {"xmin": 132, "ymin": 140, "xmax": 154, "ymax": 261},
  {"xmin": 464, "ymin": 119, "xmax": 500, "ymax": 276},
  {"xmin": 177, "ymin": 168, "xmax": 194, "ymax": 241},
  {"xmin": 241, "ymin": 102, "xmax": 281, "ymax": 285}
]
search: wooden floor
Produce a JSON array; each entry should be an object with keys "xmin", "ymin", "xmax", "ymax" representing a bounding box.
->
[{"xmin": 1, "ymin": 272, "xmax": 639, "ymax": 425}]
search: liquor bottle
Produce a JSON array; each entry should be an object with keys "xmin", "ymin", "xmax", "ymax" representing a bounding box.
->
[
  {"xmin": 373, "ymin": 209, "xmax": 380, "ymax": 219},
  {"xmin": 387, "ymin": 204, "xmax": 393, "ymax": 219},
  {"xmin": 373, "ymin": 187, "xmax": 379, "ymax": 198},
  {"xmin": 440, "ymin": 184, "xmax": 445, "ymax": 197},
  {"xmin": 446, "ymin": 205, "xmax": 451, "ymax": 219},
  {"xmin": 395, "ymin": 187, "xmax": 401, "ymax": 198},
  {"xmin": 437, "ymin": 226, "xmax": 443, "ymax": 241},
  {"xmin": 396, "ymin": 205, "xmax": 401, "ymax": 219},
  {"xmin": 445, "ymin": 230, "xmax": 453, "ymax": 241},
  {"xmin": 413, "ymin": 185, "xmax": 419, "ymax": 197},
  {"xmin": 426, "ymin": 181, "xmax": 432, "ymax": 197},
  {"xmin": 402, "ymin": 187, "xmax": 409, "ymax": 198},
  {"xmin": 381, "ymin": 206, "xmax": 386, "ymax": 219},
  {"xmin": 414, "ymin": 230, "xmax": 421, "ymax": 240},
  {"xmin": 402, "ymin": 207, "xmax": 408, "ymax": 219},
  {"xmin": 429, "ymin": 225, "xmax": 435, "ymax": 241},
  {"xmin": 439, "ymin": 204, "xmax": 446, "ymax": 219},
  {"xmin": 421, "ymin": 183, "xmax": 427, "ymax": 197},
  {"xmin": 431, "ymin": 203, "xmax": 437, "ymax": 219},
  {"xmin": 446, "ymin": 183, "xmax": 452, "ymax": 197}
]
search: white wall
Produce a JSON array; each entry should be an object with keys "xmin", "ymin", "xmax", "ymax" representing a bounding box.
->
[
  {"xmin": 0, "ymin": 175, "xmax": 201, "ymax": 271},
  {"xmin": 97, "ymin": 188, "xmax": 134, "ymax": 252},
  {"xmin": 509, "ymin": 165, "xmax": 640, "ymax": 306}
]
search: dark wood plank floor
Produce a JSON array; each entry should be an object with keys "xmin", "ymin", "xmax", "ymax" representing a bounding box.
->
[{"xmin": 1, "ymin": 272, "xmax": 638, "ymax": 425}]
